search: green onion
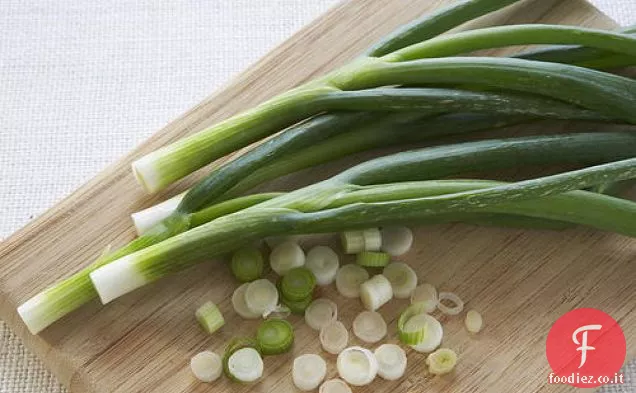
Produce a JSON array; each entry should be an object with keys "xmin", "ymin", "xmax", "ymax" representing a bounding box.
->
[
  {"xmin": 397, "ymin": 302, "xmax": 432, "ymax": 345},
  {"xmin": 280, "ymin": 267, "xmax": 316, "ymax": 302},
  {"xmin": 280, "ymin": 293, "xmax": 313, "ymax": 315},
  {"xmin": 340, "ymin": 231, "xmax": 365, "ymax": 254},
  {"xmin": 366, "ymin": 0, "xmax": 522, "ymax": 56},
  {"xmin": 195, "ymin": 301, "xmax": 224, "ymax": 334},
  {"xmin": 356, "ymin": 252, "xmax": 391, "ymax": 267},
  {"xmin": 256, "ymin": 319, "xmax": 294, "ymax": 356},
  {"xmin": 230, "ymin": 247, "xmax": 264, "ymax": 283},
  {"xmin": 383, "ymin": 24, "xmax": 636, "ymax": 62},
  {"xmin": 19, "ymin": 132, "xmax": 636, "ymax": 333},
  {"xmin": 222, "ymin": 337, "xmax": 263, "ymax": 383}
]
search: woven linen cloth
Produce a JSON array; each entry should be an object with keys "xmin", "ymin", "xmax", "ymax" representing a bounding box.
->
[{"xmin": 1, "ymin": 1, "xmax": 634, "ymax": 392}]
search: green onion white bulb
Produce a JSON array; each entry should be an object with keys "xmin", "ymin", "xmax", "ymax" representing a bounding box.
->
[
  {"xmin": 305, "ymin": 298, "xmax": 338, "ymax": 331},
  {"xmin": 380, "ymin": 226, "xmax": 413, "ymax": 256},
  {"xmin": 320, "ymin": 321, "xmax": 349, "ymax": 355},
  {"xmin": 190, "ymin": 351, "xmax": 222, "ymax": 382},
  {"xmin": 382, "ymin": 262, "xmax": 418, "ymax": 299},
  {"xmin": 359, "ymin": 275, "xmax": 393, "ymax": 311},
  {"xmin": 305, "ymin": 246, "xmax": 340, "ymax": 285},
  {"xmin": 293, "ymin": 354, "xmax": 327, "ymax": 391},
  {"xmin": 335, "ymin": 264, "xmax": 369, "ymax": 298},
  {"xmin": 337, "ymin": 346, "xmax": 378, "ymax": 386},
  {"xmin": 374, "ymin": 344, "xmax": 407, "ymax": 380},
  {"xmin": 269, "ymin": 241, "xmax": 305, "ymax": 275},
  {"xmin": 352, "ymin": 311, "xmax": 387, "ymax": 344}
]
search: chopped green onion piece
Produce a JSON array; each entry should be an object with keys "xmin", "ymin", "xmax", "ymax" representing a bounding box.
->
[
  {"xmin": 281, "ymin": 292, "xmax": 314, "ymax": 315},
  {"xmin": 256, "ymin": 319, "xmax": 294, "ymax": 356},
  {"xmin": 222, "ymin": 337, "xmax": 262, "ymax": 382},
  {"xmin": 426, "ymin": 348, "xmax": 458, "ymax": 375},
  {"xmin": 232, "ymin": 283, "xmax": 261, "ymax": 319},
  {"xmin": 352, "ymin": 310, "xmax": 387, "ymax": 343},
  {"xmin": 405, "ymin": 314, "xmax": 444, "ymax": 353},
  {"xmin": 320, "ymin": 378, "xmax": 352, "ymax": 393},
  {"xmin": 293, "ymin": 354, "xmax": 328, "ymax": 391},
  {"xmin": 356, "ymin": 251, "xmax": 391, "ymax": 267},
  {"xmin": 374, "ymin": 344, "xmax": 407, "ymax": 381},
  {"xmin": 190, "ymin": 351, "xmax": 222, "ymax": 382},
  {"xmin": 437, "ymin": 291, "xmax": 464, "ymax": 315},
  {"xmin": 465, "ymin": 310, "xmax": 484, "ymax": 333},
  {"xmin": 382, "ymin": 262, "xmax": 418, "ymax": 299},
  {"xmin": 362, "ymin": 228, "xmax": 382, "ymax": 251},
  {"xmin": 244, "ymin": 279, "xmax": 279, "ymax": 317},
  {"xmin": 359, "ymin": 275, "xmax": 393, "ymax": 311},
  {"xmin": 195, "ymin": 301, "xmax": 224, "ymax": 334},
  {"xmin": 380, "ymin": 226, "xmax": 413, "ymax": 256},
  {"xmin": 397, "ymin": 302, "xmax": 431, "ymax": 345},
  {"xmin": 320, "ymin": 321, "xmax": 349, "ymax": 355},
  {"xmin": 341, "ymin": 231, "xmax": 365, "ymax": 254},
  {"xmin": 280, "ymin": 267, "xmax": 316, "ymax": 301},
  {"xmin": 305, "ymin": 298, "xmax": 338, "ymax": 331},
  {"xmin": 336, "ymin": 346, "xmax": 379, "ymax": 386},
  {"xmin": 231, "ymin": 247, "xmax": 264, "ymax": 282},
  {"xmin": 305, "ymin": 246, "xmax": 340, "ymax": 286},
  {"xmin": 270, "ymin": 241, "xmax": 306, "ymax": 276}
]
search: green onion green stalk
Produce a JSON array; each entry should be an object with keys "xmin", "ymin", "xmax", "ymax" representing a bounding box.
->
[
  {"xmin": 17, "ymin": 132, "xmax": 636, "ymax": 334},
  {"xmin": 89, "ymin": 157, "xmax": 636, "ymax": 305},
  {"xmin": 132, "ymin": 19, "xmax": 636, "ymax": 192}
]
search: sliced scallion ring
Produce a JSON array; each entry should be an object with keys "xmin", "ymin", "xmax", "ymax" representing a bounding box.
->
[
  {"xmin": 336, "ymin": 346, "xmax": 378, "ymax": 386},
  {"xmin": 280, "ymin": 267, "xmax": 316, "ymax": 301},
  {"xmin": 465, "ymin": 310, "xmax": 483, "ymax": 333},
  {"xmin": 352, "ymin": 310, "xmax": 387, "ymax": 344},
  {"xmin": 410, "ymin": 283, "xmax": 438, "ymax": 313},
  {"xmin": 335, "ymin": 264, "xmax": 369, "ymax": 298},
  {"xmin": 319, "ymin": 321, "xmax": 349, "ymax": 355},
  {"xmin": 380, "ymin": 226, "xmax": 413, "ymax": 256},
  {"xmin": 359, "ymin": 275, "xmax": 393, "ymax": 311},
  {"xmin": 374, "ymin": 344, "xmax": 407, "ymax": 381},
  {"xmin": 305, "ymin": 298, "xmax": 338, "ymax": 331},
  {"xmin": 222, "ymin": 338, "xmax": 262, "ymax": 382},
  {"xmin": 437, "ymin": 291, "xmax": 464, "ymax": 316},
  {"xmin": 341, "ymin": 231, "xmax": 365, "ymax": 254},
  {"xmin": 231, "ymin": 247, "xmax": 264, "ymax": 282},
  {"xmin": 281, "ymin": 293, "xmax": 313, "ymax": 315},
  {"xmin": 195, "ymin": 301, "xmax": 224, "ymax": 334},
  {"xmin": 405, "ymin": 313, "xmax": 443, "ymax": 353},
  {"xmin": 244, "ymin": 279, "xmax": 279, "ymax": 317},
  {"xmin": 190, "ymin": 351, "xmax": 222, "ymax": 382},
  {"xmin": 397, "ymin": 302, "xmax": 438, "ymax": 346},
  {"xmin": 362, "ymin": 228, "xmax": 382, "ymax": 251},
  {"xmin": 356, "ymin": 251, "xmax": 391, "ymax": 267},
  {"xmin": 232, "ymin": 283, "xmax": 260, "ymax": 319},
  {"xmin": 426, "ymin": 348, "xmax": 458, "ymax": 375},
  {"xmin": 305, "ymin": 246, "xmax": 340, "ymax": 285},
  {"xmin": 382, "ymin": 262, "xmax": 418, "ymax": 299},
  {"xmin": 256, "ymin": 319, "xmax": 294, "ymax": 356},
  {"xmin": 269, "ymin": 241, "xmax": 305, "ymax": 276},
  {"xmin": 293, "ymin": 354, "xmax": 327, "ymax": 391},
  {"xmin": 319, "ymin": 378, "xmax": 352, "ymax": 393}
]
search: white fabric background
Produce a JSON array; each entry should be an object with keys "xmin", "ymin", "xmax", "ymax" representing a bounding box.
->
[{"xmin": 0, "ymin": 1, "xmax": 634, "ymax": 392}]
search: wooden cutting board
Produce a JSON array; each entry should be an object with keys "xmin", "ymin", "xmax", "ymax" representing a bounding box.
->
[{"xmin": 1, "ymin": 0, "xmax": 633, "ymax": 392}]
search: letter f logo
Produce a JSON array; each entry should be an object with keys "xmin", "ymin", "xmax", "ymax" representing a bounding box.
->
[{"xmin": 572, "ymin": 324, "xmax": 602, "ymax": 368}]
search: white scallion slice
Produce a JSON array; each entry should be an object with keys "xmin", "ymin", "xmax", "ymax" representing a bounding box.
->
[
  {"xmin": 437, "ymin": 291, "xmax": 464, "ymax": 316},
  {"xmin": 227, "ymin": 347, "xmax": 264, "ymax": 383},
  {"xmin": 337, "ymin": 346, "xmax": 378, "ymax": 386},
  {"xmin": 374, "ymin": 344, "xmax": 407, "ymax": 381},
  {"xmin": 319, "ymin": 321, "xmax": 349, "ymax": 355},
  {"xmin": 293, "ymin": 354, "xmax": 327, "ymax": 391},
  {"xmin": 426, "ymin": 348, "xmax": 458, "ymax": 375},
  {"xmin": 319, "ymin": 378, "xmax": 352, "ymax": 393},
  {"xmin": 410, "ymin": 283, "xmax": 438, "ymax": 313},
  {"xmin": 352, "ymin": 311, "xmax": 387, "ymax": 344},
  {"xmin": 380, "ymin": 226, "xmax": 413, "ymax": 256},
  {"xmin": 382, "ymin": 262, "xmax": 418, "ymax": 299},
  {"xmin": 341, "ymin": 231, "xmax": 365, "ymax": 254},
  {"xmin": 305, "ymin": 298, "xmax": 338, "ymax": 331},
  {"xmin": 305, "ymin": 246, "xmax": 340, "ymax": 285},
  {"xmin": 359, "ymin": 275, "xmax": 393, "ymax": 311},
  {"xmin": 356, "ymin": 251, "xmax": 390, "ymax": 267},
  {"xmin": 269, "ymin": 241, "xmax": 305, "ymax": 276},
  {"xmin": 335, "ymin": 264, "xmax": 369, "ymax": 298},
  {"xmin": 244, "ymin": 279, "xmax": 279, "ymax": 317},
  {"xmin": 362, "ymin": 228, "xmax": 382, "ymax": 251},
  {"xmin": 190, "ymin": 351, "xmax": 222, "ymax": 382},
  {"xmin": 231, "ymin": 283, "xmax": 260, "ymax": 319},
  {"xmin": 195, "ymin": 301, "xmax": 225, "ymax": 334},
  {"xmin": 404, "ymin": 313, "xmax": 443, "ymax": 353},
  {"xmin": 465, "ymin": 310, "xmax": 483, "ymax": 333}
]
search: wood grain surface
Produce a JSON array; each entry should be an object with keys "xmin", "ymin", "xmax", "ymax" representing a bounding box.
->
[{"xmin": 0, "ymin": 0, "xmax": 633, "ymax": 392}]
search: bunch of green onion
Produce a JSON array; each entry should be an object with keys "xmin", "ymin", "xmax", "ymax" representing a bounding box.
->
[{"xmin": 17, "ymin": 0, "xmax": 636, "ymax": 335}]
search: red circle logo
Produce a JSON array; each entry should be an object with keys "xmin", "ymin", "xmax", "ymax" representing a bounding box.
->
[{"xmin": 546, "ymin": 308, "xmax": 626, "ymax": 388}]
